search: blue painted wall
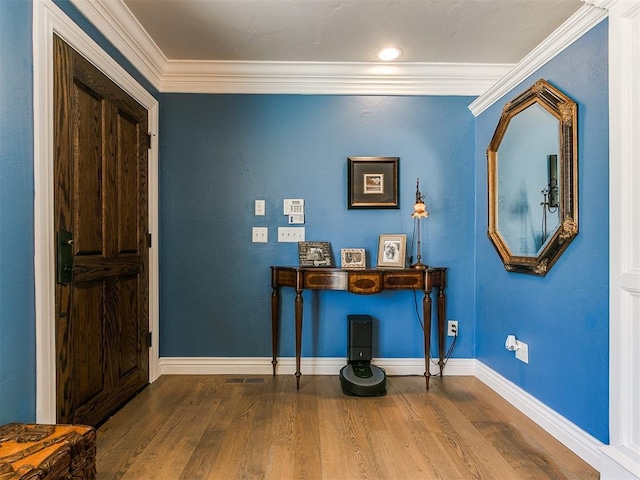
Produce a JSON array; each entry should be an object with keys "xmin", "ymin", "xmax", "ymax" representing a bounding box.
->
[
  {"xmin": 159, "ymin": 94, "xmax": 476, "ymax": 360},
  {"xmin": 0, "ymin": 0, "xmax": 35, "ymax": 424},
  {"xmin": 475, "ymin": 20, "xmax": 609, "ymax": 443}
]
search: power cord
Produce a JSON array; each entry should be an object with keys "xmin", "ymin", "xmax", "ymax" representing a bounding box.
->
[
  {"xmin": 409, "ymin": 213, "xmax": 455, "ymax": 376},
  {"xmin": 412, "ymin": 290, "xmax": 457, "ymax": 376},
  {"xmin": 408, "ymin": 219, "xmax": 417, "ymax": 265}
]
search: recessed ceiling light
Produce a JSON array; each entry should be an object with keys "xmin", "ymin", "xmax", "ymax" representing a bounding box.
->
[{"xmin": 377, "ymin": 47, "xmax": 402, "ymax": 61}]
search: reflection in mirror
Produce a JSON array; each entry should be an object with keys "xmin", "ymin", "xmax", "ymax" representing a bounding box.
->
[
  {"xmin": 487, "ymin": 79, "xmax": 578, "ymax": 276},
  {"xmin": 497, "ymin": 103, "xmax": 560, "ymax": 256}
]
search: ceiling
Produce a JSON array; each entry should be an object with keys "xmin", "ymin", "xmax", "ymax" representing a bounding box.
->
[
  {"xmin": 73, "ymin": 0, "xmax": 595, "ymax": 97},
  {"xmin": 120, "ymin": 0, "xmax": 583, "ymax": 64}
]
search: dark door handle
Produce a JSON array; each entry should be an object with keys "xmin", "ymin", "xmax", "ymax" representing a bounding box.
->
[{"xmin": 57, "ymin": 230, "xmax": 74, "ymax": 284}]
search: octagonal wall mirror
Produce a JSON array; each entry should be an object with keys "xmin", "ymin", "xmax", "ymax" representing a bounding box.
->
[{"xmin": 487, "ymin": 79, "xmax": 578, "ymax": 276}]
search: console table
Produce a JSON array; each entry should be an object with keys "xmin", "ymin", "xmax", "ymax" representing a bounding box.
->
[{"xmin": 270, "ymin": 266, "xmax": 447, "ymax": 390}]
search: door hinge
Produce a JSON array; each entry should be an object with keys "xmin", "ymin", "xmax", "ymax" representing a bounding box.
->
[
  {"xmin": 147, "ymin": 331, "xmax": 152, "ymax": 348},
  {"xmin": 146, "ymin": 133, "xmax": 153, "ymax": 149},
  {"xmin": 147, "ymin": 232, "xmax": 152, "ymax": 248}
]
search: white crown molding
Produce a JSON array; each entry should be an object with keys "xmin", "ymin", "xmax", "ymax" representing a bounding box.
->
[
  {"xmin": 69, "ymin": 0, "xmax": 165, "ymax": 89},
  {"xmin": 584, "ymin": 0, "xmax": 623, "ymax": 8},
  {"xmin": 70, "ymin": 0, "xmax": 510, "ymax": 95},
  {"xmin": 468, "ymin": 2, "xmax": 609, "ymax": 116},
  {"xmin": 159, "ymin": 61, "xmax": 512, "ymax": 95},
  {"xmin": 475, "ymin": 362, "xmax": 603, "ymax": 471}
]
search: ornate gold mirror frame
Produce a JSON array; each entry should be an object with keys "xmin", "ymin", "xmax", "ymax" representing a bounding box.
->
[{"xmin": 487, "ymin": 79, "xmax": 578, "ymax": 276}]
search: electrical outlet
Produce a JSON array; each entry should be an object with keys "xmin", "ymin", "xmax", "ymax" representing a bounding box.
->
[
  {"xmin": 277, "ymin": 227, "xmax": 305, "ymax": 242},
  {"xmin": 515, "ymin": 339, "xmax": 528, "ymax": 363},
  {"xmin": 252, "ymin": 227, "xmax": 268, "ymax": 243},
  {"xmin": 447, "ymin": 320, "xmax": 458, "ymax": 336},
  {"xmin": 255, "ymin": 200, "xmax": 265, "ymax": 216}
]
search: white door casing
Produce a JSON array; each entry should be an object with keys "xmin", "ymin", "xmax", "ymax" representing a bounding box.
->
[
  {"xmin": 33, "ymin": 0, "xmax": 160, "ymax": 423},
  {"xmin": 602, "ymin": 0, "xmax": 640, "ymax": 478}
]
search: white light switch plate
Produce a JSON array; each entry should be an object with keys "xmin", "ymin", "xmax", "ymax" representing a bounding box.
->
[
  {"xmin": 278, "ymin": 227, "xmax": 305, "ymax": 242},
  {"xmin": 252, "ymin": 227, "xmax": 268, "ymax": 243},
  {"xmin": 255, "ymin": 200, "xmax": 265, "ymax": 216}
]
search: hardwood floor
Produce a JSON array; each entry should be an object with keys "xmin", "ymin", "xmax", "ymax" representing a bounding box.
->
[{"xmin": 96, "ymin": 375, "xmax": 598, "ymax": 479}]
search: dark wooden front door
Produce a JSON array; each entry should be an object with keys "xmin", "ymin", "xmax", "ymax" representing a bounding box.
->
[{"xmin": 53, "ymin": 36, "xmax": 150, "ymax": 426}]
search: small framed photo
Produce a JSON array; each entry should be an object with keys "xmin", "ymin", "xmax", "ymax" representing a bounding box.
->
[
  {"xmin": 340, "ymin": 248, "xmax": 366, "ymax": 269},
  {"xmin": 298, "ymin": 241, "xmax": 333, "ymax": 267},
  {"xmin": 377, "ymin": 234, "xmax": 407, "ymax": 269},
  {"xmin": 348, "ymin": 157, "xmax": 399, "ymax": 209}
]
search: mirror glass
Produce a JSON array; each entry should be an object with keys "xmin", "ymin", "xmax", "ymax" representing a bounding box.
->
[
  {"xmin": 487, "ymin": 79, "xmax": 578, "ymax": 275},
  {"xmin": 497, "ymin": 103, "xmax": 560, "ymax": 256}
]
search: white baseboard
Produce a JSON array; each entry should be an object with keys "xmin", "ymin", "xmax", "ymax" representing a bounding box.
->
[
  {"xmin": 600, "ymin": 446, "xmax": 640, "ymax": 480},
  {"xmin": 157, "ymin": 356, "xmax": 476, "ymax": 376},
  {"xmin": 157, "ymin": 356, "xmax": 602, "ymax": 472},
  {"xmin": 475, "ymin": 361, "xmax": 603, "ymax": 471}
]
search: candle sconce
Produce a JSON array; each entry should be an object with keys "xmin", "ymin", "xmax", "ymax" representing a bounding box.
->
[{"xmin": 540, "ymin": 154, "xmax": 559, "ymax": 244}]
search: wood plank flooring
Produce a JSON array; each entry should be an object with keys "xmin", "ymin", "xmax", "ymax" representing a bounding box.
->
[{"xmin": 96, "ymin": 375, "xmax": 598, "ymax": 480}]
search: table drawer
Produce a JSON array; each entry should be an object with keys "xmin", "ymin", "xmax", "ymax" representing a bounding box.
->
[
  {"xmin": 304, "ymin": 270, "xmax": 346, "ymax": 290},
  {"xmin": 272, "ymin": 268, "xmax": 297, "ymax": 288},
  {"xmin": 383, "ymin": 271, "xmax": 424, "ymax": 289},
  {"xmin": 347, "ymin": 271, "xmax": 383, "ymax": 294}
]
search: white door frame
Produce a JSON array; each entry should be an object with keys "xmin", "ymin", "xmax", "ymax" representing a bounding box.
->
[
  {"xmin": 33, "ymin": 0, "xmax": 160, "ymax": 423},
  {"xmin": 602, "ymin": 1, "xmax": 640, "ymax": 478}
]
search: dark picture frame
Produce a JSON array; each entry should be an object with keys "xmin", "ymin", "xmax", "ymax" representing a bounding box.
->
[
  {"xmin": 348, "ymin": 157, "xmax": 399, "ymax": 209},
  {"xmin": 298, "ymin": 241, "xmax": 333, "ymax": 267}
]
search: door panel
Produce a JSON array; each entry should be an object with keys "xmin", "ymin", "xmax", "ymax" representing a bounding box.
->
[
  {"xmin": 118, "ymin": 276, "xmax": 139, "ymax": 376},
  {"xmin": 54, "ymin": 35, "xmax": 149, "ymax": 426},
  {"xmin": 117, "ymin": 113, "xmax": 139, "ymax": 254},
  {"xmin": 71, "ymin": 282, "xmax": 104, "ymax": 405},
  {"xmin": 73, "ymin": 84, "xmax": 103, "ymax": 255}
]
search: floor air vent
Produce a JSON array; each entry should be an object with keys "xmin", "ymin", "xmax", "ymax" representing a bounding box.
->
[
  {"xmin": 224, "ymin": 377, "xmax": 266, "ymax": 384},
  {"xmin": 244, "ymin": 377, "xmax": 266, "ymax": 384}
]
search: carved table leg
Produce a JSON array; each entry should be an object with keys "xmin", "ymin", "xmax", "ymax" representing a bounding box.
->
[
  {"xmin": 423, "ymin": 286, "xmax": 433, "ymax": 390},
  {"xmin": 271, "ymin": 287, "xmax": 280, "ymax": 376},
  {"xmin": 438, "ymin": 288, "xmax": 447, "ymax": 376},
  {"xmin": 294, "ymin": 289, "xmax": 303, "ymax": 390}
]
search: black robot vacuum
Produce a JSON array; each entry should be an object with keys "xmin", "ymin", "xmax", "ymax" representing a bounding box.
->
[{"xmin": 339, "ymin": 315, "xmax": 386, "ymax": 396}]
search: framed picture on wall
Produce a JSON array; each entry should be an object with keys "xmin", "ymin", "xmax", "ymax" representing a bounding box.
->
[
  {"xmin": 348, "ymin": 157, "xmax": 399, "ymax": 209},
  {"xmin": 376, "ymin": 234, "xmax": 406, "ymax": 268}
]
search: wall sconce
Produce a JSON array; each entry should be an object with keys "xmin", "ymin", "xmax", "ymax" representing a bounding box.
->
[
  {"xmin": 411, "ymin": 177, "xmax": 429, "ymax": 270},
  {"xmin": 540, "ymin": 154, "xmax": 559, "ymax": 244}
]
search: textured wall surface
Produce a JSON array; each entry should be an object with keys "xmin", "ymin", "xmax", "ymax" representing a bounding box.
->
[
  {"xmin": 0, "ymin": 0, "xmax": 35, "ymax": 424},
  {"xmin": 159, "ymin": 94, "xmax": 477, "ymax": 360},
  {"xmin": 475, "ymin": 20, "xmax": 609, "ymax": 443}
]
